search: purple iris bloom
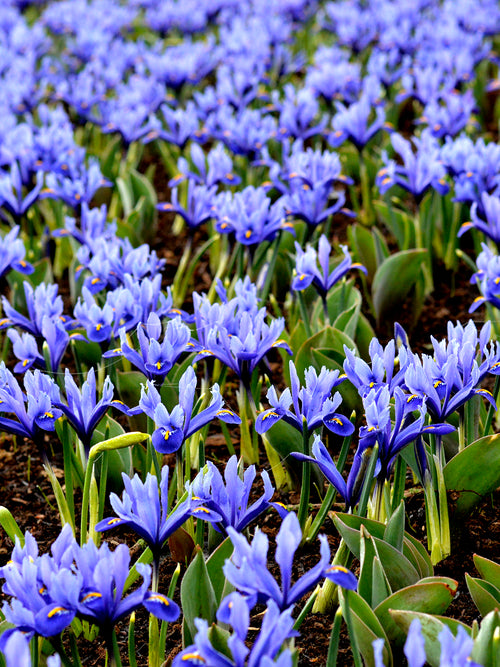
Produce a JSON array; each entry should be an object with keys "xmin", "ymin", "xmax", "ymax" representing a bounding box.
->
[
  {"xmin": 292, "ymin": 235, "xmax": 366, "ymax": 298},
  {"xmin": 0, "ymin": 162, "xmax": 43, "ymax": 219},
  {"xmin": 256, "ymin": 361, "xmax": 353, "ymax": 437},
  {"xmin": 329, "ymin": 95, "xmax": 385, "ymax": 152},
  {"xmin": 193, "ymin": 281, "xmax": 292, "ymax": 387},
  {"xmin": 175, "ymin": 593, "xmax": 295, "ymax": 667},
  {"xmin": 376, "ymin": 130, "xmax": 449, "ymax": 203},
  {"xmin": 343, "ymin": 326, "xmax": 412, "ymax": 398},
  {"xmin": 158, "ymin": 181, "xmax": 217, "ymax": 230},
  {"xmin": 7, "ymin": 329, "xmax": 44, "ymax": 373},
  {"xmin": 104, "ymin": 313, "xmax": 191, "ymax": 385},
  {"xmin": 404, "ymin": 350, "xmax": 496, "ymax": 424},
  {"xmin": 292, "ymin": 435, "xmax": 371, "ymax": 511},
  {"xmin": 459, "ymin": 192, "xmax": 500, "ymax": 246},
  {"xmin": 74, "ymin": 286, "xmax": 142, "ymax": 346},
  {"xmin": 55, "ymin": 367, "xmax": 128, "ymax": 452},
  {"xmin": 0, "ymin": 525, "xmax": 80, "ymax": 653},
  {"xmin": 171, "ymin": 142, "xmax": 239, "ymax": 188},
  {"xmin": 275, "ymin": 83, "xmax": 328, "ymax": 141},
  {"xmin": 0, "ymin": 226, "xmax": 33, "ymax": 279},
  {"xmin": 214, "ymin": 186, "xmax": 289, "ymax": 246},
  {"xmin": 359, "ymin": 386, "xmax": 454, "ymax": 483},
  {"xmin": 224, "ymin": 511, "xmax": 331, "ymax": 610},
  {"xmin": 96, "ymin": 467, "xmax": 195, "ymax": 564},
  {"xmin": 283, "ymin": 184, "xmax": 350, "ymax": 229},
  {"xmin": 0, "ymin": 366, "xmax": 62, "ymax": 447},
  {"xmin": 188, "ymin": 455, "xmax": 276, "ymax": 534},
  {"xmin": 130, "ymin": 366, "xmax": 240, "ymax": 454},
  {"xmin": 470, "ymin": 244, "xmax": 500, "ymax": 312},
  {"xmin": 1, "ymin": 282, "xmax": 72, "ymax": 338},
  {"xmin": 73, "ymin": 541, "xmax": 179, "ymax": 633}
]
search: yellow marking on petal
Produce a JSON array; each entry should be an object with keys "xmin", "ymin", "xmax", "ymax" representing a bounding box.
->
[
  {"xmin": 491, "ymin": 361, "xmax": 500, "ymax": 369},
  {"xmin": 302, "ymin": 183, "xmax": 310, "ymax": 190},
  {"xmin": 216, "ymin": 409, "xmax": 234, "ymax": 416},
  {"xmin": 273, "ymin": 339, "xmax": 286, "ymax": 346},
  {"xmin": 369, "ymin": 382, "xmax": 375, "ymax": 388},
  {"xmin": 48, "ymin": 606, "xmax": 68, "ymax": 618},
  {"xmin": 466, "ymin": 171, "xmax": 473, "ymax": 178},
  {"xmin": 495, "ymin": 277, "xmax": 500, "ymax": 285},
  {"xmin": 433, "ymin": 124, "xmax": 441, "ymax": 132},
  {"xmin": 75, "ymin": 193, "xmax": 81, "ymax": 201},
  {"xmin": 193, "ymin": 507, "xmax": 211, "ymax": 514},
  {"xmin": 19, "ymin": 260, "xmax": 26, "ymax": 267},
  {"xmin": 334, "ymin": 130, "xmax": 343, "ymax": 137},
  {"xmin": 381, "ymin": 177, "xmax": 391, "ymax": 186},
  {"xmin": 477, "ymin": 389, "xmax": 493, "ymax": 396},
  {"xmin": 164, "ymin": 430, "xmax": 171, "ymax": 440},
  {"xmin": 96, "ymin": 323, "xmax": 102, "ymax": 331},
  {"xmin": 288, "ymin": 172, "xmax": 298, "ymax": 178},
  {"xmin": 245, "ymin": 230, "xmax": 252, "ymax": 239},
  {"xmin": 170, "ymin": 309, "xmax": 182, "ymax": 315},
  {"xmin": 330, "ymin": 417, "xmax": 343, "ymax": 425},
  {"xmin": 407, "ymin": 394, "xmax": 418, "ymax": 402},
  {"xmin": 182, "ymin": 654, "xmax": 205, "ymax": 662},
  {"xmin": 263, "ymin": 411, "xmax": 279, "ymax": 419},
  {"xmin": 438, "ymin": 178, "xmax": 446, "ymax": 185},
  {"xmin": 82, "ymin": 592, "xmax": 102, "ymax": 602},
  {"xmin": 299, "ymin": 274, "xmax": 306, "ymax": 281},
  {"xmin": 39, "ymin": 586, "xmax": 46, "ymax": 594},
  {"xmin": 156, "ymin": 361, "xmax": 162, "ymax": 370},
  {"xmin": 225, "ymin": 173, "xmax": 234, "ymax": 180},
  {"xmin": 433, "ymin": 380, "xmax": 443, "ymax": 388},
  {"xmin": 41, "ymin": 188, "xmax": 55, "ymax": 194},
  {"xmin": 107, "ymin": 518, "xmax": 122, "ymax": 525},
  {"xmin": 44, "ymin": 412, "xmax": 54, "ymax": 419},
  {"xmin": 22, "ymin": 359, "xmax": 28, "ymax": 367},
  {"xmin": 220, "ymin": 222, "xmax": 228, "ymax": 229},
  {"xmin": 91, "ymin": 277, "xmax": 100, "ymax": 285},
  {"xmin": 326, "ymin": 565, "xmax": 349, "ymax": 574},
  {"xmin": 367, "ymin": 426, "xmax": 376, "ymax": 432},
  {"xmin": 0, "ymin": 319, "xmax": 9, "ymax": 326},
  {"xmin": 148, "ymin": 593, "xmax": 170, "ymax": 605}
]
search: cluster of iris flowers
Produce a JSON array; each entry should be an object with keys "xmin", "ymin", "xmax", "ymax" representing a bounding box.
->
[{"xmin": 0, "ymin": 0, "xmax": 498, "ymax": 665}]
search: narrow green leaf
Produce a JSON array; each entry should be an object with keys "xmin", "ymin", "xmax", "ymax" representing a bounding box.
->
[
  {"xmin": 206, "ymin": 538, "xmax": 234, "ymax": 604},
  {"xmin": 371, "ymin": 556, "xmax": 392, "ymax": 609},
  {"xmin": 472, "ymin": 609, "xmax": 500, "ymax": 666},
  {"xmin": 180, "ymin": 547, "xmax": 218, "ymax": 647},
  {"xmin": 340, "ymin": 589, "xmax": 392, "ymax": 667},
  {"xmin": 474, "ymin": 555, "xmax": 500, "ymax": 591},
  {"xmin": 466, "ymin": 574, "xmax": 500, "ymax": 618},
  {"xmin": 384, "ymin": 501, "xmax": 405, "ymax": 552},
  {"xmin": 0, "ymin": 506, "xmax": 24, "ymax": 546}
]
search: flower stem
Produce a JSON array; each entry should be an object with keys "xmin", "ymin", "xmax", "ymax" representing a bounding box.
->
[{"xmin": 297, "ymin": 423, "xmax": 311, "ymax": 533}]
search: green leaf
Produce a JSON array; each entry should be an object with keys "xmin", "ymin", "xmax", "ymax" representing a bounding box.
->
[
  {"xmin": 474, "ymin": 554, "xmax": 500, "ymax": 591},
  {"xmin": 294, "ymin": 326, "xmax": 356, "ymax": 379},
  {"xmin": 371, "ymin": 556, "xmax": 392, "ymax": 609},
  {"xmin": 389, "ymin": 611, "xmax": 471, "ymax": 667},
  {"xmin": 373, "ymin": 201, "xmax": 415, "ymax": 251},
  {"xmin": 384, "ymin": 501, "xmax": 405, "ymax": 553},
  {"xmin": 471, "ymin": 609, "xmax": 500, "ymax": 666},
  {"xmin": 340, "ymin": 589, "xmax": 392, "ymax": 667},
  {"xmin": 347, "ymin": 224, "xmax": 378, "ymax": 282},
  {"xmin": 358, "ymin": 525, "xmax": 379, "ymax": 605},
  {"xmin": 375, "ymin": 579, "xmax": 458, "ymax": 646},
  {"xmin": 466, "ymin": 574, "xmax": 500, "ymax": 618},
  {"xmin": 206, "ymin": 537, "xmax": 234, "ymax": 604},
  {"xmin": 371, "ymin": 249, "xmax": 427, "ymax": 324},
  {"xmin": 333, "ymin": 514, "xmax": 420, "ymax": 590},
  {"xmin": 0, "ymin": 506, "xmax": 24, "ymax": 546},
  {"xmin": 181, "ymin": 547, "xmax": 218, "ymax": 647},
  {"xmin": 354, "ymin": 313, "xmax": 376, "ymax": 361},
  {"xmin": 444, "ymin": 434, "xmax": 500, "ymax": 514}
]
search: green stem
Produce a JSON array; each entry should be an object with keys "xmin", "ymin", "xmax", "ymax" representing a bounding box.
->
[
  {"xmin": 342, "ymin": 590, "xmax": 363, "ymax": 667},
  {"xmin": 297, "ymin": 423, "xmax": 311, "ymax": 533},
  {"xmin": 297, "ymin": 291, "xmax": 312, "ymax": 338},
  {"xmin": 128, "ymin": 613, "xmax": 138, "ymax": 667},
  {"xmin": 326, "ymin": 608, "xmax": 343, "ymax": 667},
  {"xmin": 259, "ymin": 234, "xmax": 282, "ymax": 306},
  {"xmin": 484, "ymin": 375, "xmax": 500, "ymax": 436}
]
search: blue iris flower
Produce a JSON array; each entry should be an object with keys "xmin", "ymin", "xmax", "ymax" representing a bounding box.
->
[
  {"xmin": 73, "ymin": 541, "xmax": 179, "ymax": 632},
  {"xmin": 359, "ymin": 386, "xmax": 454, "ymax": 483},
  {"xmin": 1, "ymin": 282, "xmax": 73, "ymax": 338},
  {"xmin": 329, "ymin": 95, "xmax": 385, "ymax": 152},
  {"xmin": 0, "ymin": 226, "xmax": 33, "ymax": 279},
  {"xmin": 256, "ymin": 360, "xmax": 353, "ymax": 437},
  {"xmin": 343, "ymin": 325, "xmax": 412, "ymax": 398},
  {"xmin": 55, "ymin": 367, "xmax": 128, "ymax": 452},
  {"xmin": 130, "ymin": 366, "xmax": 240, "ymax": 454},
  {"xmin": 292, "ymin": 435, "xmax": 372, "ymax": 511},
  {"xmin": 188, "ymin": 455, "xmax": 277, "ymax": 534},
  {"xmin": 104, "ymin": 313, "xmax": 191, "ymax": 385},
  {"xmin": 459, "ymin": 192, "xmax": 500, "ymax": 246},
  {"xmin": 224, "ymin": 511, "xmax": 351, "ymax": 611},
  {"xmin": 175, "ymin": 593, "xmax": 295, "ymax": 667},
  {"xmin": 292, "ymin": 235, "xmax": 366, "ymax": 297},
  {"xmin": 96, "ymin": 466, "xmax": 194, "ymax": 561},
  {"xmin": 0, "ymin": 366, "xmax": 63, "ymax": 447}
]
